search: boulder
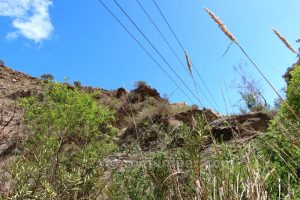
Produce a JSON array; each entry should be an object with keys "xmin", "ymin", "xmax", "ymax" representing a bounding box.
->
[
  {"xmin": 132, "ymin": 83, "xmax": 161, "ymax": 100},
  {"xmin": 116, "ymin": 88, "xmax": 127, "ymax": 98},
  {"xmin": 174, "ymin": 108, "xmax": 221, "ymax": 125},
  {"xmin": 210, "ymin": 111, "xmax": 272, "ymax": 141}
]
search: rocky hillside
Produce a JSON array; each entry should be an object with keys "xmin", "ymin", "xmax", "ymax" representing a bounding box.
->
[
  {"xmin": 0, "ymin": 65, "xmax": 41, "ymax": 165},
  {"xmin": 0, "ymin": 64, "xmax": 273, "ymax": 167}
]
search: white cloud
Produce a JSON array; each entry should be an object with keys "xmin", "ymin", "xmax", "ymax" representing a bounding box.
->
[{"xmin": 0, "ymin": 0, "xmax": 53, "ymax": 43}]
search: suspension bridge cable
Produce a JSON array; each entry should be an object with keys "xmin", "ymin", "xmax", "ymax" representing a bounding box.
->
[{"xmin": 112, "ymin": 0, "xmax": 204, "ymax": 106}]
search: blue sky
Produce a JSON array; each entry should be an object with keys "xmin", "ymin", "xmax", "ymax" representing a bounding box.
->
[{"xmin": 0, "ymin": 0, "xmax": 299, "ymax": 113}]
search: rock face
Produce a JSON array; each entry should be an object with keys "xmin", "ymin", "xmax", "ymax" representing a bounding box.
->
[
  {"xmin": 174, "ymin": 108, "xmax": 221, "ymax": 125},
  {"xmin": 132, "ymin": 82, "xmax": 161, "ymax": 101},
  {"xmin": 116, "ymin": 88, "xmax": 127, "ymax": 98},
  {"xmin": 0, "ymin": 66, "xmax": 41, "ymax": 165},
  {"xmin": 210, "ymin": 112, "xmax": 272, "ymax": 141},
  {"xmin": 118, "ymin": 107, "xmax": 272, "ymax": 150}
]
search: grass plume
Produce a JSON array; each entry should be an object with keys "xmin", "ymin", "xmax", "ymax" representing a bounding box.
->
[
  {"xmin": 272, "ymin": 28, "xmax": 297, "ymax": 54},
  {"xmin": 204, "ymin": 8, "xmax": 237, "ymax": 43},
  {"xmin": 205, "ymin": 7, "xmax": 300, "ymax": 123},
  {"xmin": 184, "ymin": 51, "xmax": 193, "ymax": 75}
]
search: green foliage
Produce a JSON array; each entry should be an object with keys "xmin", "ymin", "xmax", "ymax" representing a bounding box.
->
[
  {"xmin": 108, "ymin": 151, "xmax": 181, "ymax": 200},
  {"xmin": 239, "ymin": 91, "xmax": 268, "ymax": 112},
  {"xmin": 8, "ymin": 83, "xmax": 117, "ymax": 199},
  {"xmin": 73, "ymin": 81, "xmax": 82, "ymax": 88},
  {"xmin": 5, "ymin": 66, "xmax": 300, "ymax": 199},
  {"xmin": 40, "ymin": 73, "xmax": 54, "ymax": 82},
  {"xmin": 234, "ymin": 65, "xmax": 270, "ymax": 113},
  {"xmin": 256, "ymin": 65, "xmax": 300, "ymax": 198},
  {"xmin": 107, "ymin": 115, "xmax": 281, "ymax": 199},
  {"xmin": 285, "ymin": 66, "xmax": 300, "ymax": 118}
]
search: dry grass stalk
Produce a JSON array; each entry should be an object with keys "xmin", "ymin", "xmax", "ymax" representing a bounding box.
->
[
  {"xmin": 272, "ymin": 28, "xmax": 297, "ymax": 54},
  {"xmin": 184, "ymin": 51, "xmax": 193, "ymax": 75},
  {"xmin": 204, "ymin": 8, "xmax": 237, "ymax": 43}
]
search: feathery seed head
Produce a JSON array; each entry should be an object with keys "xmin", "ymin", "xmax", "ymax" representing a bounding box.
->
[
  {"xmin": 272, "ymin": 28, "xmax": 297, "ymax": 54},
  {"xmin": 185, "ymin": 51, "xmax": 193, "ymax": 75},
  {"xmin": 204, "ymin": 8, "xmax": 237, "ymax": 43}
]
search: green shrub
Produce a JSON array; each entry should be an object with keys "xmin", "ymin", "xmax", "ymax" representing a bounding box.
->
[
  {"xmin": 107, "ymin": 115, "xmax": 279, "ymax": 199},
  {"xmin": 73, "ymin": 81, "xmax": 82, "ymax": 88},
  {"xmin": 40, "ymin": 73, "xmax": 54, "ymax": 82},
  {"xmin": 107, "ymin": 151, "xmax": 174, "ymax": 200},
  {"xmin": 256, "ymin": 65, "xmax": 300, "ymax": 198},
  {"xmin": 234, "ymin": 65, "xmax": 270, "ymax": 113},
  {"xmin": 285, "ymin": 66, "xmax": 300, "ymax": 118},
  {"xmin": 8, "ymin": 83, "xmax": 117, "ymax": 199}
]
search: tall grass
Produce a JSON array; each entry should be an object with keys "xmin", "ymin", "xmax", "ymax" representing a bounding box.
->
[
  {"xmin": 272, "ymin": 28, "xmax": 297, "ymax": 54},
  {"xmin": 106, "ymin": 9, "xmax": 300, "ymax": 199},
  {"xmin": 204, "ymin": 7, "xmax": 300, "ymax": 124},
  {"xmin": 3, "ymin": 4, "xmax": 300, "ymax": 200}
]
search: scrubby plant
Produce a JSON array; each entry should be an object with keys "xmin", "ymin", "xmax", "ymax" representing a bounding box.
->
[
  {"xmin": 256, "ymin": 65, "xmax": 300, "ymax": 198},
  {"xmin": 107, "ymin": 114, "xmax": 282, "ymax": 199},
  {"xmin": 40, "ymin": 73, "xmax": 54, "ymax": 82},
  {"xmin": 234, "ymin": 65, "xmax": 270, "ymax": 113},
  {"xmin": 73, "ymin": 81, "xmax": 82, "ymax": 88},
  {"xmin": 134, "ymin": 81, "xmax": 147, "ymax": 89},
  {"xmin": 7, "ymin": 83, "xmax": 117, "ymax": 199},
  {"xmin": 0, "ymin": 59, "xmax": 4, "ymax": 66}
]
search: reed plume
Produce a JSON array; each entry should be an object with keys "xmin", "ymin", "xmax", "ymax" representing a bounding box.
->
[
  {"xmin": 272, "ymin": 28, "xmax": 297, "ymax": 54},
  {"xmin": 204, "ymin": 7, "xmax": 300, "ymax": 123},
  {"xmin": 204, "ymin": 8, "xmax": 237, "ymax": 43},
  {"xmin": 185, "ymin": 51, "xmax": 193, "ymax": 75}
]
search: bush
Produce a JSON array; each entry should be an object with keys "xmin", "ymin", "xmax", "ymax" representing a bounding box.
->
[
  {"xmin": 234, "ymin": 65, "xmax": 270, "ymax": 113},
  {"xmin": 40, "ymin": 73, "xmax": 54, "ymax": 82},
  {"xmin": 73, "ymin": 81, "xmax": 82, "ymax": 88},
  {"xmin": 0, "ymin": 59, "xmax": 4, "ymax": 66},
  {"xmin": 256, "ymin": 65, "xmax": 300, "ymax": 198},
  {"xmin": 107, "ymin": 115, "xmax": 280, "ymax": 199},
  {"xmin": 7, "ymin": 83, "xmax": 117, "ymax": 199},
  {"xmin": 134, "ymin": 81, "xmax": 147, "ymax": 89}
]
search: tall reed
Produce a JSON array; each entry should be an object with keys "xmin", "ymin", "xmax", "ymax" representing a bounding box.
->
[
  {"xmin": 272, "ymin": 28, "xmax": 297, "ymax": 54},
  {"xmin": 204, "ymin": 7, "xmax": 300, "ymax": 123}
]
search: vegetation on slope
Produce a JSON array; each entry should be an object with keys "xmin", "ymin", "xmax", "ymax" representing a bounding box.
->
[
  {"xmin": 7, "ymin": 83, "xmax": 117, "ymax": 199},
  {"xmin": 106, "ymin": 66, "xmax": 300, "ymax": 199},
  {"xmin": 1, "ymin": 66, "xmax": 299, "ymax": 199}
]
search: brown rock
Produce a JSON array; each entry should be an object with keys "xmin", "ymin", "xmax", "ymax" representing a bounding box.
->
[
  {"xmin": 174, "ymin": 108, "xmax": 221, "ymax": 126},
  {"xmin": 116, "ymin": 88, "xmax": 127, "ymax": 98},
  {"xmin": 210, "ymin": 111, "xmax": 272, "ymax": 141},
  {"xmin": 132, "ymin": 82, "xmax": 160, "ymax": 100}
]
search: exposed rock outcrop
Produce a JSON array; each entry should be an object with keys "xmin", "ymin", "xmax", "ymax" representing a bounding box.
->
[
  {"xmin": 132, "ymin": 82, "xmax": 161, "ymax": 101},
  {"xmin": 174, "ymin": 108, "xmax": 221, "ymax": 125},
  {"xmin": 210, "ymin": 111, "xmax": 272, "ymax": 141},
  {"xmin": 116, "ymin": 88, "xmax": 127, "ymax": 98}
]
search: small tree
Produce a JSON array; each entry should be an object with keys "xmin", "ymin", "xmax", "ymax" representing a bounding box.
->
[
  {"xmin": 134, "ymin": 81, "xmax": 147, "ymax": 89},
  {"xmin": 8, "ymin": 83, "xmax": 117, "ymax": 199},
  {"xmin": 40, "ymin": 73, "xmax": 54, "ymax": 82},
  {"xmin": 234, "ymin": 65, "xmax": 269, "ymax": 113},
  {"xmin": 73, "ymin": 81, "xmax": 82, "ymax": 88}
]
